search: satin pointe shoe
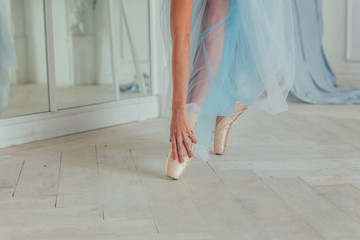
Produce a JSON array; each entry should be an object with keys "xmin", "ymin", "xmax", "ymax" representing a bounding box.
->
[
  {"xmin": 165, "ymin": 112, "xmax": 199, "ymax": 180},
  {"xmin": 214, "ymin": 102, "xmax": 248, "ymax": 155}
]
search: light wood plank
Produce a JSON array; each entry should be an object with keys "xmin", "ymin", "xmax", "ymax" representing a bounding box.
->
[
  {"xmin": 277, "ymin": 112, "xmax": 349, "ymax": 146},
  {"xmin": 0, "ymin": 158, "xmax": 24, "ymax": 188},
  {"xmin": 0, "ymin": 195, "xmax": 55, "ymax": 209},
  {"xmin": 300, "ymin": 174, "xmax": 360, "ymax": 186},
  {"xmin": 215, "ymin": 169, "xmax": 323, "ymax": 240},
  {"xmin": 130, "ymin": 144, "xmax": 208, "ymax": 234},
  {"xmin": 14, "ymin": 153, "xmax": 61, "ymax": 197},
  {"xmin": 0, "ymin": 186, "xmax": 15, "ymax": 200},
  {"xmin": 181, "ymin": 160, "xmax": 266, "ymax": 238},
  {"xmin": 211, "ymin": 158, "xmax": 360, "ymax": 178},
  {"xmin": 0, "ymin": 101, "xmax": 359, "ymax": 239},
  {"xmin": 96, "ymin": 144, "xmax": 154, "ymax": 222},
  {"xmin": 56, "ymin": 145, "xmax": 100, "ymax": 208},
  {"xmin": 262, "ymin": 176, "xmax": 360, "ymax": 240},
  {"xmin": 340, "ymin": 118, "xmax": 360, "ymax": 134},
  {"xmin": 306, "ymin": 115, "xmax": 360, "ymax": 149},
  {"xmin": 313, "ymin": 184, "xmax": 360, "ymax": 220},
  {"xmin": 0, "ymin": 208, "xmax": 155, "ymax": 238}
]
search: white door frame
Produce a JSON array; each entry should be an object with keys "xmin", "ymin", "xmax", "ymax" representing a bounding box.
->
[{"xmin": 0, "ymin": 0, "xmax": 161, "ymax": 149}]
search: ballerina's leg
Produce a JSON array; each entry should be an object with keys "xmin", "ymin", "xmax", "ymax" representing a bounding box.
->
[{"xmin": 187, "ymin": 0, "xmax": 231, "ymax": 108}]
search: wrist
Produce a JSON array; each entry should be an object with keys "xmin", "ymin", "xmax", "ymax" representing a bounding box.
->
[
  {"xmin": 172, "ymin": 107, "xmax": 186, "ymax": 114},
  {"xmin": 172, "ymin": 101, "xmax": 186, "ymax": 113},
  {"xmin": 172, "ymin": 105, "xmax": 186, "ymax": 115}
]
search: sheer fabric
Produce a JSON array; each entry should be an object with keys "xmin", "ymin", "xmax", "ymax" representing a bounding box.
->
[
  {"xmin": 291, "ymin": 0, "xmax": 360, "ymax": 104},
  {"xmin": 160, "ymin": 0, "xmax": 296, "ymax": 160}
]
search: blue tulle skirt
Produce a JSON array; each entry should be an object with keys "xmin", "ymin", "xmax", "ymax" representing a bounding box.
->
[{"xmin": 160, "ymin": 0, "xmax": 296, "ymax": 160}]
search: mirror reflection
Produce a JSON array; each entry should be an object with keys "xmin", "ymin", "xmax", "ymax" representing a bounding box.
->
[
  {"xmin": 54, "ymin": 0, "xmax": 151, "ymax": 109},
  {"xmin": 0, "ymin": 0, "xmax": 151, "ymax": 118},
  {"xmin": 0, "ymin": 0, "xmax": 49, "ymax": 118}
]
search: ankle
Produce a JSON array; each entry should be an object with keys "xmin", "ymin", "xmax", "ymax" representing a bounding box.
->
[
  {"xmin": 186, "ymin": 102, "xmax": 201, "ymax": 114},
  {"xmin": 216, "ymin": 116, "xmax": 224, "ymax": 127}
]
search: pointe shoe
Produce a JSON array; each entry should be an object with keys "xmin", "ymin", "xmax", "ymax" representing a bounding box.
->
[
  {"xmin": 166, "ymin": 113, "xmax": 199, "ymax": 180},
  {"xmin": 214, "ymin": 102, "xmax": 248, "ymax": 155}
]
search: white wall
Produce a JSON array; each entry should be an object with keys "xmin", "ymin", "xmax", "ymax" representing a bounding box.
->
[{"xmin": 323, "ymin": 0, "xmax": 360, "ymax": 85}]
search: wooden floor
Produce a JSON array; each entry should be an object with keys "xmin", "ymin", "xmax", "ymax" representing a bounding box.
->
[{"xmin": 1, "ymin": 98, "xmax": 360, "ymax": 239}]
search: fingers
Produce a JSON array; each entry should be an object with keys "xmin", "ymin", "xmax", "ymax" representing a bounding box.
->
[
  {"xmin": 176, "ymin": 135, "xmax": 185, "ymax": 163},
  {"xmin": 184, "ymin": 140, "xmax": 193, "ymax": 158},
  {"xmin": 188, "ymin": 129, "xmax": 197, "ymax": 143},
  {"xmin": 183, "ymin": 134, "xmax": 193, "ymax": 158},
  {"xmin": 177, "ymin": 135, "xmax": 194, "ymax": 163},
  {"xmin": 171, "ymin": 137, "xmax": 178, "ymax": 160},
  {"xmin": 170, "ymin": 125, "xmax": 197, "ymax": 163}
]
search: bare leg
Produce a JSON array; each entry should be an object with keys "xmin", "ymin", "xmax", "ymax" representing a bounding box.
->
[{"xmin": 187, "ymin": 0, "xmax": 231, "ymax": 106}]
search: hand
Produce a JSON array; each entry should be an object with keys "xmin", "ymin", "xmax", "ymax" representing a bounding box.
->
[{"xmin": 169, "ymin": 110, "xmax": 197, "ymax": 163}]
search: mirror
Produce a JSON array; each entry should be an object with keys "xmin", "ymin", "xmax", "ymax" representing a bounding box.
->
[
  {"xmin": 0, "ymin": 0, "xmax": 151, "ymax": 118},
  {"xmin": 53, "ymin": 0, "xmax": 151, "ymax": 109},
  {"xmin": 0, "ymin": 0, "xmax": 49, "ymax": 118}
]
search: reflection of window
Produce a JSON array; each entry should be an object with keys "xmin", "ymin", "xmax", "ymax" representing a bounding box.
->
[
  {"xmin": 10, "ymin": 0, "xmax": 48, "ymax": 86},
  {"xmin": 0, "ymin": 1, "xmax": 16, "ymax": 112},
  {"xmin": 54, "ymin": 0, "xmax": 151, "ymax": 110},
  {"xmin": 0, "ymin": 0, "xmax": 151, "ymax": 118},
  {"xmin": 70, "ymin": 0, "xmax": 87, "ymax": 34},
  {"xmin": 0, "ymin": 0, "xmax": 49, "ymax": 118},
  {"xmin": 69, "ymin": 0, "xmax": 98, "ymax": 35}
]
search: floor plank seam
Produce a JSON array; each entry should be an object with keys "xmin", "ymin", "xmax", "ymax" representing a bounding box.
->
[
  {"xmin": 351, "ymin": 184, "xmax": 360, "ymax": 192},
  {"xmin": 179, "ymin": 179, "xmax": 209, "ymax": 232},
  {"xmin": 206, "ymin": 161, "xmax": 216, "ymax": 173},
  {"xmin": 11, "ymin": 160, "xmax": 25, "ymax": 198},
  {"xmin": 54, "ymin": 152, "xmax": 63, "ymax": 208},
  {"xmin": 249, "ymin": 169, "xmax": 326, "ymax": 239},
  {"xmin": 128, "ymin": 148, "xmax": 160, "ymax": 234},
  {"xmin": 248, "ymin": 169, "xmax": 287, "ymax": 199},
  {"xmin": 306, "ymin": 117, "xmax": 360, "ymax": 150},
  {"xmin": 95, "ymin": 145, "xmax": 105, "ymax": 220},
  {"xmin": 297, "ymin": 176, "xmax": 349, "ymax": 213},
  {"xmin": 276, "ymin": 113, "xmax": 352, "ymax": 147},
  {"xmin": 205, "ymin": 161, "xmax": 257, "ymax": 205},
  {"xmin": 334, "ymin": 117, "xmax": 360, "ymax": 136},
  {"xmin": 1, "ymin": 107, "xmax": 360, "ymax": 238},
  {"xmin": 329, "ymin": 119, "xmax": 360, "ymax": 150}
]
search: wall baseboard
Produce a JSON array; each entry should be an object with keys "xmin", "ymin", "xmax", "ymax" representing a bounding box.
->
[
  {"xmin": 0, "ymin": 95, "xmax": 159, "ymax": 149},
  {"xmin": 325, "ymin": 66, "xmax": 360, "ymax": 88}
]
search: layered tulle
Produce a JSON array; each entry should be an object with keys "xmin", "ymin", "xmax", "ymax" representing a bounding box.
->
[
  {"xmin": 0, "ymin": 1, "xmax": 17, "ymax": 112},
  {"xmin": 160, "ymin": 0, "xmax": 296, "ymax": 160},
  {"xmin": 291, "ymin": 0, "xmax": 360, "ymax": 104}
]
